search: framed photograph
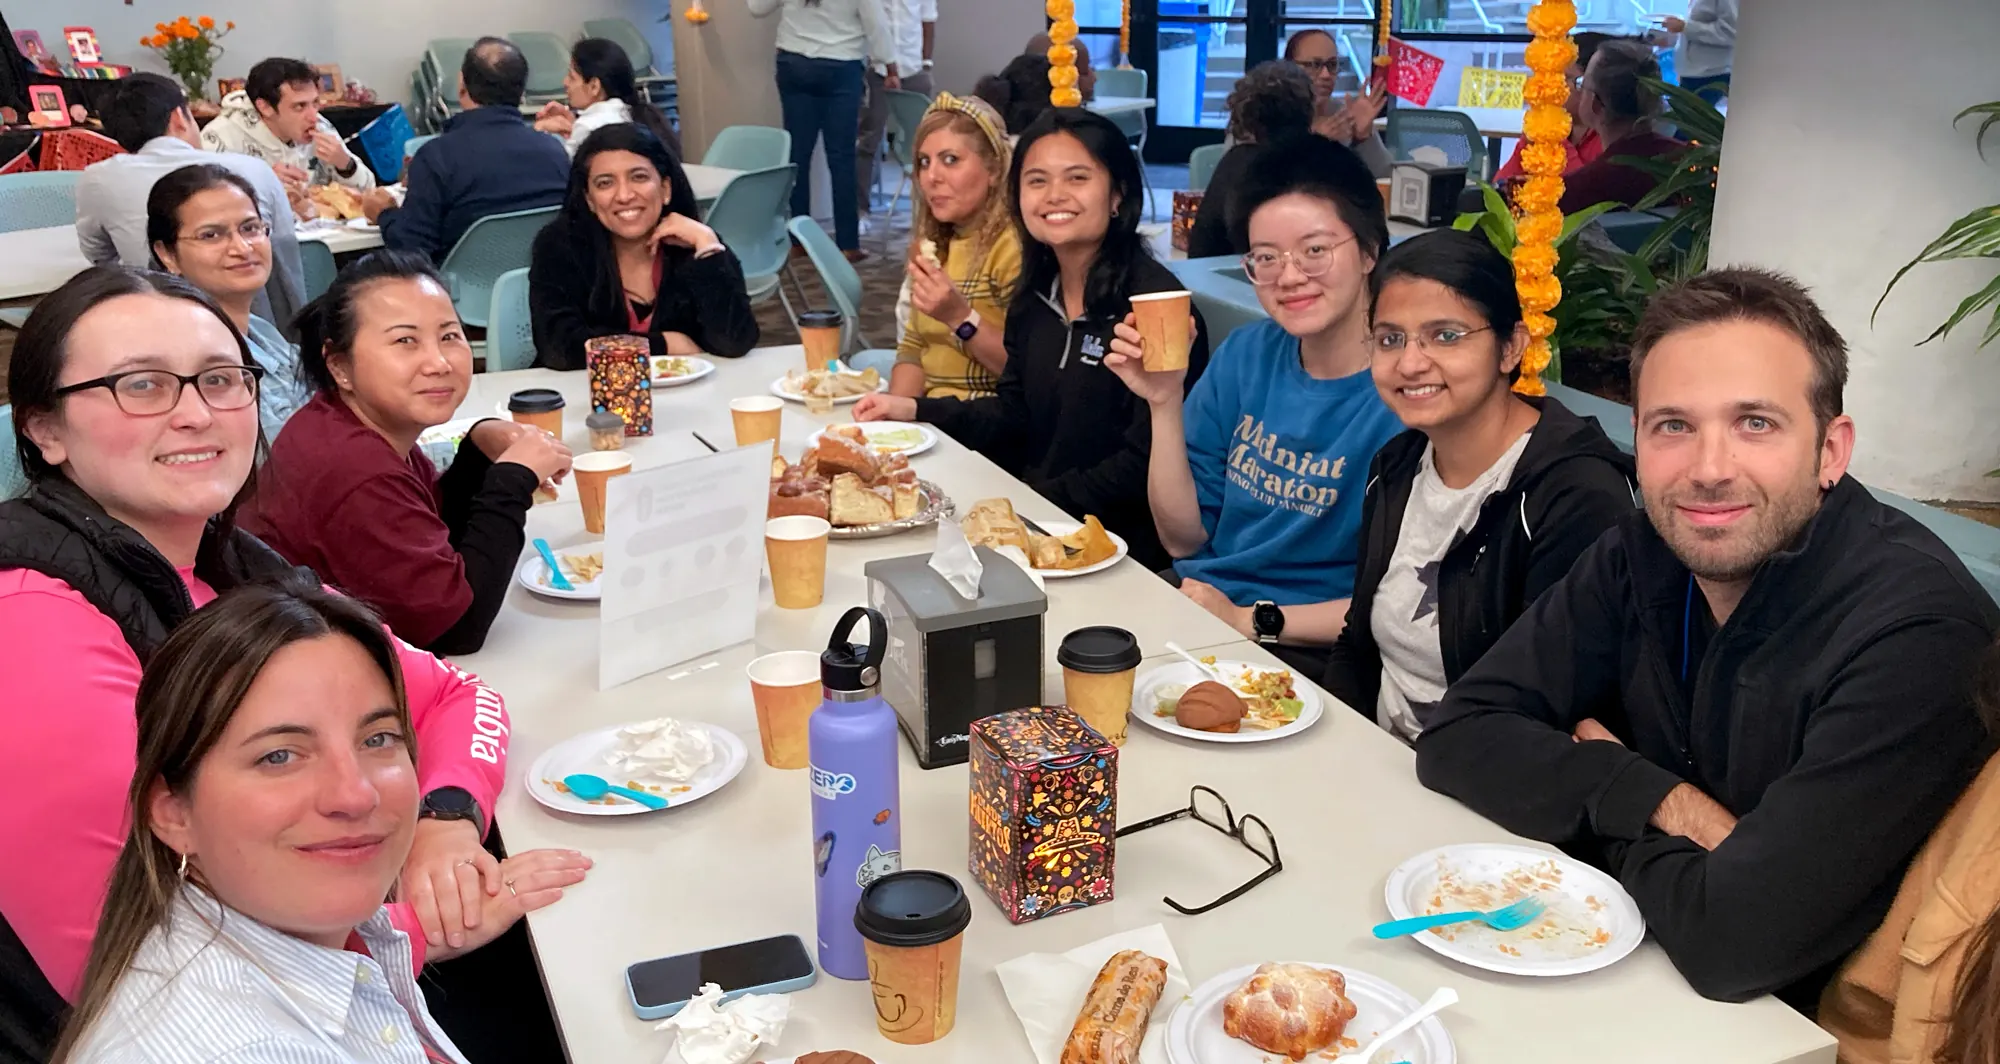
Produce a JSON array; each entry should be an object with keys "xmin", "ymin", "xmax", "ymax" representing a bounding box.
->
[
  {"xmin": 28, "ymin": 84, "xmax": 72, "ymax": 129},
  {"xmin": 13, "ymin": 30, "xmax": 59, "ymax": 74},
  {"xmin": 312, "ymin": 64, "xmax": 344, "ymax": 104},
  {"xmin": 217, "ymin": 77, "xmax": 246, "ymax": 98},
  {"xmin": 61, "ymin": 26, "xmax": 102, "ymax": 65}
]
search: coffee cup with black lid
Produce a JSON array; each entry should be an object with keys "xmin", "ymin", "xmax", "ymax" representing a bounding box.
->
[{"xmin": 853, "ymin": 869, "xmax": 971, "ymax": 1045}]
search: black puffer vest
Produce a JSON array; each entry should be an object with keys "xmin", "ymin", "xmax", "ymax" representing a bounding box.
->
[{"xmin": 0, "ymin": 477, "xmax": 307, "ymax": 1063}]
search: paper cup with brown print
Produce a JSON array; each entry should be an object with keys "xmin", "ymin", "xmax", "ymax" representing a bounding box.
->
[{"xmin": 1130, "ymin": 290, "xmax": 1194, "ymax": 372}]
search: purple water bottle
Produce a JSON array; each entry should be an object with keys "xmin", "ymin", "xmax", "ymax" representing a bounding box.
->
[{"xmin": 809, "ymin": 607, "xmax": 902, "ymax": 980}]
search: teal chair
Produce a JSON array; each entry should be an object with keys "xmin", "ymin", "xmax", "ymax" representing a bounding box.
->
[
  {"xmin": 882, "ymin": 89, "xmax": 933, "ymax": 216},
  {"xmin": 1385, "ymin": 108, "xmax": 1486, "ymax": 176},
  {"xmin": 509, "ymin": 32, "xmax": 572, "ymax": 105},
  {"xmin": 581, "ymin": 17, "xmax": 674, "ymax": 95},
  {"xmin": 786, "ymin": 216, "xmax": 876, "ymax": 353},
  {"xmin": 0, "ymin": 171, "xmax": 81, "ymax": 234},
  {"xmin": 1092, "ymin": 69, "xmax": 1153, "ymax": 216},
  {"xmin": 421, "ymin": 38, "xmax": 477, "ymax": 126},
  {"xmin": 1187, "ymin": 143, "xmax": 1225, "ymax": 192},
  {"xmin": 300, "ymin": 240, "xmax": 336, "ymax": 302},
  {"xmin": 0, "ymin": 405, "xmax": 25, "ymax": 501},
  {"xmin": 439, "ymin": 207, "xmax": 558, "ymax": 328},
  {"xmin": 704, "ymin": 164, "xmax": 798, "ymax": 322},
  {"xmin": 485, "ymin": 268, "xmax": 538, "ymax": 371},
  {"xmin": 703, "ymin": 126, "xmax": 792, "ymax": 172}
]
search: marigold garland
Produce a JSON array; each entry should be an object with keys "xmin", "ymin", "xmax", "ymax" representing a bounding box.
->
[
  {"xmin": 1120, "ymin": 0, "xmax": 1131, "ymax": 65},
  {"xmin": 1374, "ymin": 0, "xmax": 1394, "ymax": 75},
  {"xmin": 1047, "ymin": 0, "xmax": 1082, "ymax": 108},
  {"xmin": 1513, "ymin": 0, "xmax": 1577, "ymax": 395}
]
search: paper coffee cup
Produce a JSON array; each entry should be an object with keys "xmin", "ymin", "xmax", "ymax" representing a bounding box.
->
[
  {"xmin": 766, "ymin": 515, "xmax": 830, "ymax": 609},
  {"xmin": 798, "ymin": 309, "xmax": 845, "ymax": 372},
  {"xmin": 1057, "ymin": 626, "xmax": 1142, "ymax": 745},
  {"xmin": 1377, "ymin": 178, "xmax": 1393, "ymax": 213},
  {"xmin": 746, "ymin": 650, "xmax": 821, "ymax": 769},
  {"xmin": 731, "ymin": 396, "xmax": 785, "ymax": 449},
  {"xmin": 508, "ymin": 388, "xmax": 565, "ymax": 437},
  {"xmin": 1130, "ymin": 291, "xmax": 1194, "ymax": 372},
  {"xmin": 571, "ymin": 451, "xmax": 632, "ymax": 535},
  {"xmin": 854, "ymin": 871, "xmax": 972, "ymax": 1046}
]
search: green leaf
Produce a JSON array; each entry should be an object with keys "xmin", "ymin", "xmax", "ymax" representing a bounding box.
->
[
  {"xmin": 1644, "ymin": 77, "xmax": 1728, "ymax": 144},
  {"xmin": 1953, "ymin": 101, "xmax": 2000, "ymax": 160},
  {"xmin": 1557, "ymin": 202, "xmax": 1620, "ymax": 245},
  {"xmin": 1915, "ymin": 271, "xmax": 2000, "ymax": 346},
  {"xmin": 1452, "ymin": 212, "xmax": 1482, "ymax": 232},
  {"xmin": 1984, "ymin": 298, "xmax": 2000, "ymax": 349},
  {"xmin": 1476, "ymin": 213, "xmax": 1513, "ymax": 256},
  {"xmin": 1479, "ymin": 181, "xmax": 1516, "ymax": 247},
  {"xmin": 1875, "ymin": 205, "xmax": 2000, "ymax": 324}
]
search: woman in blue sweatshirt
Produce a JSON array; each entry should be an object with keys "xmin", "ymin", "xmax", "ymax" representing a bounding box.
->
[{"xmin": 1107, "ymin": 135, "xmax": 1401, "ymax": 670}]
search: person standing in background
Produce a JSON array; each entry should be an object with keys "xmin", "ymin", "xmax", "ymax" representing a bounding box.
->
[
  {"xmin": 1653, "ymin": 0, "xmax": 1737, "ymax": 104},
  {"xmin": 750, "ymin": 0, "xmax": 896, "ymax": 263},
  {"xmin": 857, "ymin": 0, "xmax": 935, "ymax": 214}
]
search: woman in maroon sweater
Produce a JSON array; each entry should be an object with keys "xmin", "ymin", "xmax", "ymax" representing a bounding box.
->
[{"xmin": 241, "ymin": 251, "xmax": 573, "ymax": 654}]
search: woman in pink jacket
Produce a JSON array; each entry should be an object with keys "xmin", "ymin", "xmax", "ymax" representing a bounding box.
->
[{"xmin": 0, "ymin": 266, "xmax": 573, "ymax": 1061}]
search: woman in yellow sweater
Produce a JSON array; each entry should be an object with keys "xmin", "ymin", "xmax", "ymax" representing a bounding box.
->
[{"xmin": 890, "ymin": 94, "xmax": 1022, "ymax": 400}]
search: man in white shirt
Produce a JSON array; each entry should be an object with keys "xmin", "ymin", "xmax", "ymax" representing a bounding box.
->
[
  {"xmin": 201, "ymin": 56, "xmax": 378, "ymax": 199},
  {"xmin": 75, "ymin": 73, "xmax": 307, "ymax": 332},
  {"xmin": 857, "ymin": 0, "xmax": 935, "ymax": 214}
]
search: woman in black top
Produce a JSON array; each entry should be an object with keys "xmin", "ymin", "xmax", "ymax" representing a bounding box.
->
[
  {"xmin": 854, "ymin": 108, "xmax": 1209, "ymax": 570},
  {"xmin": 1321, "ymin": 230, "xmax": 1635, "ymax": 740},
  {"xmin": 1187, "ymin": 60, "xmax": 1317, "ymax": 260},
  {"xmin": 528, "ymin": 124, "xmax": 758, "ymax": 370}
]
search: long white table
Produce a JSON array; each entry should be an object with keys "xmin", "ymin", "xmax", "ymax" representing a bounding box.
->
[
  {"xmin": 450, "ymin": 348, "xmax": 1835, "ymax": 1064},
  {"xmin": 0, "ymin": 222, "xmax": 382, "ymax": 302}
]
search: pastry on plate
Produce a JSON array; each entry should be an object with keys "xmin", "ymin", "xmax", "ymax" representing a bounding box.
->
[
  {"xmin": 1036, "ymin": 515, "xmax": 1118, "ymax": 571},
  {"xmin": 1174, "ymin": 681, "xmax": 1246, "ymax": 733},
  {"xmin": 830, "ymin": 473, "xmax": 894, "ymax": 526},
  {"xmin": 1221, "ymin": 963, "xmax": 1358, "ymax": 1061},
  {"xmin": 964, "ymin": 498, "xmax": 1033, "ymax": 554},
  {"xmin": 1059, "ymin": 950, "xmax": 1168, "ymax": 1064}
]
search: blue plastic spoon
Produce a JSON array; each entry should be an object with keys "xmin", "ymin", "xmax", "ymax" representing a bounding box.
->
[
  {"xmin": 562, "ymin": 773, "xmax": 668, "ymax": 809},
  {"xmin": 534, "ymin": 539, "xmax": 574, "ymax": 591}
]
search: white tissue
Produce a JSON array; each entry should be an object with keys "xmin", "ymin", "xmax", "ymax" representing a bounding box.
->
[
  {"xmin": 656, "ymin": 983, "xmax": 790, "ymax": 1064},
  {"xmin": 606, "ymin": 717, "xmax": 717, "ymax": 784},
  {"xmin": 929, "ymin": 514, "xmax": 984, "ymax": 599}
]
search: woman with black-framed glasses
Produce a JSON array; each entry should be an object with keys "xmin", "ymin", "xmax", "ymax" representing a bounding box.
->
[
  {"xmin": 146, "ymin": 163, "xmax": 312, "ymax": 441},
  {"xmin": 1106, "ymin": 135, "xmax": 1402, "ymax": 675}
]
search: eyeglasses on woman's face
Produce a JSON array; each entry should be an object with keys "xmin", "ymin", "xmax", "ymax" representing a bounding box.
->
[
  {"xmin": 177, "ymin": 218, "xmax": 271, "ymax": 249},
  {"xmin": 54, "ymin": 365, "xmax": 265, "ymax": 416},
  {"xmin": 1242, "ymin": 233, "xmax": 1357, "ymax": 287},
  {"xmin": 1370, "ymin": 325, "xmax": 1495, "ymax": 356}
]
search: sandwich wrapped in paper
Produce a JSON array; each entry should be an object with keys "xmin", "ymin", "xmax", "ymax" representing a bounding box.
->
[{"xmin": 962, "ymin": 499, "xmax": 1117, "ymax": 572}]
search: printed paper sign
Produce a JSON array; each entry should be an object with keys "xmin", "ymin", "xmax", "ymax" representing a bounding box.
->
[
  {"xmin": 1459, "ymin": 66, "xmax": 1527, "ymax": 109},
  {"xmin": 1385, "ymin": 38, "xmax": 1446, "ymax": 106},
  {"xmin": 598, "ymin": 443, "xmax": 770, "ymax": 689}
]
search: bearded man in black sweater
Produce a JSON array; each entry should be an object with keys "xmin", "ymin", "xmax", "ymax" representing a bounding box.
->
[{"xmin": 1415, "ymin": 267, "xmax": 1997, "ymax": 1011}]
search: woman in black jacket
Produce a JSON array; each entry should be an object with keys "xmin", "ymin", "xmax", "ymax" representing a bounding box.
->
[
  {"xmin": 528, "ymin": 124, "xmax": 758, "ymax": 370},
  {"xmin": 1321, "ymin": 230, "xmax": 1636, "ymax": 740},
  {"xmin": 1186, "ymin": 60, "xmax": 1316, "ymax": 261}
]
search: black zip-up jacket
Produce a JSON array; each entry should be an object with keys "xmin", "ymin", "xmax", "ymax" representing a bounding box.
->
[
  {"xmin": 915, "ymin": 257, "xmax": 1210, "ymax": 571},
  {"xmin": 528, "ymin": 213, "xmax": 760, "ymax": 370},
  {"xmin": 1415, "ymin": 476, "xmax": 1998, "ymax": 1009},
  {"xmin": 1321, "ymin": 396, "xmax": 1636, "ymax": 721}
]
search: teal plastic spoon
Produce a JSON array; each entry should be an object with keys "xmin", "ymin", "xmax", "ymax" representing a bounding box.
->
[{"xmin": 562, "ymin": 773, "xmax": 668, "ymax": 809}]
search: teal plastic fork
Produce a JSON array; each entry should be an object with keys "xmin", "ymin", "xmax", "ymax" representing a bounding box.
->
[{"xmin": 1372, "ymin": 895, "xmax": 1546, "ymax": 939}]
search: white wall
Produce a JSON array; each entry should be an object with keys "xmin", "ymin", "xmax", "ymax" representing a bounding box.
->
[
  {"xmin": 1710, "ymin": 0, "xmax": 2000, "ymax": 502},
  {"xmin": 7, "ymin": 0, "xmax": 670, "ymax": 113},
  {"xmin": 930, "ymin": 0, "xmax": 1044, "ymax": 96}
]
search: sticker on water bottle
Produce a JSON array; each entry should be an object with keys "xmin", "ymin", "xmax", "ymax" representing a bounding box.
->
[
  {"xmin": 855, "ymin": 844, "xmax": 901, "ymax": 888},
  {"xmin": 809, "ymin": 765, "xmax": 857, "ymax": 800}
]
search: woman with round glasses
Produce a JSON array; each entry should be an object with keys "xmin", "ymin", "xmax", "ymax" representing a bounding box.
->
[
  {"xmin": 147, "ymin": 163, "xmax": 312, "ymax": 441},
  {"xmin": 0, "ymin": 267, "xmax": 522, "ymax": 1063},
  {"xmin": 1108, "ymin": 135, "xmax": 1402, "ymax": 672},
  {"xmin": 1320, "ymin": 228, "xmax": 1634, "ymax": 741},
  {"xmin": 1282, "ymin": 29, "xmax": 1392, "ymax": 177}
]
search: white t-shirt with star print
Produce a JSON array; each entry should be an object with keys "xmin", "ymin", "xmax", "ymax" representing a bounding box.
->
[{"xmin": 1374, "ymin": 432, "xmax": 1532, "ymax": 742}]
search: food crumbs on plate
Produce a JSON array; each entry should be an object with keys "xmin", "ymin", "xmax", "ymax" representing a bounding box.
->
[{"xmin": 671, "ymin": 785, "xmax": 691, "ymax": 794}]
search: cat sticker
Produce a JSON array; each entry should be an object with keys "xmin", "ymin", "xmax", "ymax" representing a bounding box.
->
[
  {"xmin": 855, "ymin": 844, "xmax": 901, "ymax": 888},
  {"xmin": 815, "ymin": 831, "xmax": 836, "ymax": 878}
]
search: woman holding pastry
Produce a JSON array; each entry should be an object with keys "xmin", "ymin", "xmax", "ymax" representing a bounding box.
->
[
  {"xmin": 242, "ymin": 251, "xmax": 573, "ymax": 655},
  {"xmin": 856, "ymin": 108, "xmax": 1210, "ymax": 570},
  {"xmin": 889, "ymin": 93, "xmax": 1022, "ymax": 401},
  {"xmin": 528, "ymin": 123, "xmax": 758, "ymax": 370},
  {"xmin": 1105, "ymin": 134, "xmax": 1403, "ymax": 675},
  {"xmin": 533, "ymin": 37, "xmax": 684, "ymax": 160},
  {"xmin": 1320, "ymin": 229, "xmax": 1634, "ymax": 742}
]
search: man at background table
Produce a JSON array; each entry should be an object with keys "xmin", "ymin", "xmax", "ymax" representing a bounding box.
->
[
  {"xmin": 201, "ymin": 56, "xmax": 378, "ymax": 211},
  {"xmin": 856, "ymin": 0, "xmax": 933, "ymax": 213},
  {"xmin": 360, "ymin": 38, "xmax": 567, "ymax": 263},
  {"xmin": 1414, "ymin": 268, "xmax": 1997, "ymax": 1011},
  {"xmin": 75, "ymin": 72, "xmax": 306, "ymax": 332}
]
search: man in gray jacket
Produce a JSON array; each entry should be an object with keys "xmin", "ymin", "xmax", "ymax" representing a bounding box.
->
[{"xmin": 1655, "ymin": 0, "xmax": 1738, "ymax": 103}]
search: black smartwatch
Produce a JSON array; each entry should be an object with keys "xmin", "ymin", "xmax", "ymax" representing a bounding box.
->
[
  {"xmin": 419, "ymin": 786, "xmax": 486, "ymax": 837},
  {"xmin": 953, "ymin": 309, "xmax": 981, "ymax": 343},
  {"xmin": 1252, "ymin": 601, "xmax": 1285, "ymax": 645}
]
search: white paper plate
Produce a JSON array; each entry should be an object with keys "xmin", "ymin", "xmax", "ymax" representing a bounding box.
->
[
  {"xmin": 416, "ymin": 417, "xmax": 479, "ymax": 468},
  {"xmin": 1128, "ymin": 659, "xmax": 1323, "ymax": 744},
  {"xmin": 516, "ymin": 547, "xmax": 603, "ymax": 601},
  {"xmin": 1029, "ymin": 518, "xmax": 1128, "ymax": 579},
  {"xmin": 1382, "ymin": 844, "xmax": 1645, "ymax": 978},
  {"xmin": 809, "ymin": 421, "xmax": 937, "ymax": 458},
  {"xmin": 652, "ymin": 355, "xmax": 716, "ymax": 388},
  {"xmin": 1167, "ymin": 962, "xmax": 1455, "ymax": 1064},
  {"xmin": 526, "ymin": 721, "xmax": 749, "ymax": 817},
  {"xmin": 770, "ymin": 367, "xmax": 886, "ymax": 405},
  {"xmin": 345, "ymin": 217, "xmax": 380, "ymax": 231}
]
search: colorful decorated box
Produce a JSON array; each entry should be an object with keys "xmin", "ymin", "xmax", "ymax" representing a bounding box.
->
[
  {"xmin": 1171, "ymin": 191, "xmax": 1203, "ymax": 254},
  {"xmin": 585, "ymin": 335, "xmax": 652, "ymax": 436},
  {"xmin": 968, "ymin": 705, "xmax": 1117, "ymax": 924}
]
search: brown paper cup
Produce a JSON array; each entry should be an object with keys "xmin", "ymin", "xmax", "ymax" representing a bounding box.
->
[
  {"xmin": 731, "ymin": 396, "xmax": 784, "ymax": 449},
  {"xmin": 1130, "ymin": 290, "xmax": 1194, "ymax": 372},
  {"xmin": 861, "ymin": 934, "xmax": 964, "ymax": 1045},
  {"xmin": 745, "ymin": 650, "xmax": 821, "ymax": 769},
  {"xmin": 571, "ymin": 451, "xmax": 632, "ymax": 535},
  {"xmin": 1378, "ymin": 178, "xmax": 1393, "ymax": 213},
  {"xmin": 765, "ymin": 515, "xmax": 830, "ymax": 609},
  {"xmin": 1062, "ymin": 667, "xmax": 1137, "ymax": 746},
  {"xmin": 511, "ymin": 408, "xmax": 562, "ymax": 437},
  {"xmin": 800, "ymin": 326, "xmax": 843, "ymax": 372}
]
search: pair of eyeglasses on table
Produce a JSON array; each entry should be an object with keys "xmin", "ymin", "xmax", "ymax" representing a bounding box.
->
[{"xmin": 1116, "ymin": 785, "xmax": 1282, "ymax": 915}]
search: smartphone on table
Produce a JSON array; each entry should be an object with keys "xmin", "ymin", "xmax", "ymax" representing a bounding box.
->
[{"xmin": 625, "ymin": 933, "xmax": 818, "ymax": 1020}]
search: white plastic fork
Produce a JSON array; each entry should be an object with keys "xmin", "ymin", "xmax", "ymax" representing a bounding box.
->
[{"xmin": 1335, "ymin": 987, "xmax": 1458, "ymax": 1064}]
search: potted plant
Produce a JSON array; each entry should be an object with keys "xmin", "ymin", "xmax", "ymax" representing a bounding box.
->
[
  {"xmin": 142, "ymin": 15, "xmax": 232, "ymax": 104},
  {"xmin": 1876, "ymin": 101, "xmax": 2000, "ymax": 348}
]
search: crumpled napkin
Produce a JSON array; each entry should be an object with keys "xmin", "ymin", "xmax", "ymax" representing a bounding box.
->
[
  {"xmin": 656, "ymin": 983, "xmax": 790, "ymax": 1064},
  {"xmin": 995, "ymin": 924, "xmax": 1191, "ymax": 1064},
  {"xmin": 929, "ymin": 514, "xmax": 984, "ymax": 599},
  {"xmin": 607, "ymin": 717, "xmax": 717, "ymax": 784}
]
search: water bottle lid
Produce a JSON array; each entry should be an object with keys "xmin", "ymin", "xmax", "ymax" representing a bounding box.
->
[
  {"xmin": 854, "ymin": 870, "xmax": 971, "ymax": 948},
  {"xmin": 821, "ymin": 606, "xmax": 887, "ymax": 692}
]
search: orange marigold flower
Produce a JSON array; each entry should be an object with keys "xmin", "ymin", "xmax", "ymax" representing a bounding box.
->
[
  {"xmin": 199, "ymin": 15, "xmax": 214, "ymax": 28},
  {"xmin": 1515, "ymin": 209, "xmax": 1562, "ymax": 245},
  {"xmin": 1520, "ymin": 140, "xmax": 1569, "ymax": 177},
  {"xmin": 1049, "ymin": 64, "xmax": 1079, "ymax": 90},
  {"xmin": 1513, "ymin": 243, "xmax": 1559, "ymax": 278},
  {"xmin": 1525, "ymin": 1, "xmax": 1577, "ymax": 37},
  {"xmin": 225, "ymin": 20, "xmax": 235, "ymax": 28},
  {"xmin": 1048, "ymin": 20, "xmax": 1077, "ymax": 45},
  {"xmin": 1523, "ymin": 71, "xmax": 1570, "ymax": 108},
  {"xmin": 1522, "ymin": 103, "xmax": 1572, "ymax": 144},
  {"xmin": 1523, "ymin": 37, "xmax": 1577, "ymax": 74},
  {"xmin": 1052, "ymin": 87, "xmax": 1083, "ymax": 107},
  {"xmin": 1513, "ymin": 340, "xmax": 1551, "ymax": 396},
  {"xmin": 1523, "ymin": 310, "xmax": 1557, "ymax": 340},
  {"xmin": 1045, "ymin": 0, "xmax": 1076, "ymax": 19},
  {"xmin": 1046, "ymin": 43, "xmax": 1076, "ymax": 66},
  {"xmin": 1517, "ymin": 273, "xmax": 1562, "ymax": 313}
]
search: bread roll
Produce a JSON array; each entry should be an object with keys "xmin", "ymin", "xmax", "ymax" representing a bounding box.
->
[
  {"xmin": 1175, "ymin": 681, "xmax": 1245, "ymax": 733},
  {"xmin": 1222, "ymin": 963, "xmax": 1357, "ymax": 1061},
  {"xmin": 1059, "ymin": 951, "xmax": 1168, "ymax": 1064}
]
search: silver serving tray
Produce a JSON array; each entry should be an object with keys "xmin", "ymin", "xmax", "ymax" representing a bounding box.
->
[{"xmin": 828, "ymin": 479, "xmax": 955, "ymax": 540}]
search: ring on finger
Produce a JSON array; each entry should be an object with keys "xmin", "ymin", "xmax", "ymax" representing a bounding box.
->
[
  {"xmin": 506, "ymin": 879, "xmax": 518, "ymax": 897},
  {"xmin": 456, "ymin": 858, "xmax": 477, "ymax": 867}
]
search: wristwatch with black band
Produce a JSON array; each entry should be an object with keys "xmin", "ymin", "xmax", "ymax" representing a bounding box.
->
[
  {"xmin": 419, "ymin": 786, "xmax": 486, "ymax": 837},
  {"xmin": 1252, "ymin": 600, "xmax": 1285, "ymax": 645}
]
